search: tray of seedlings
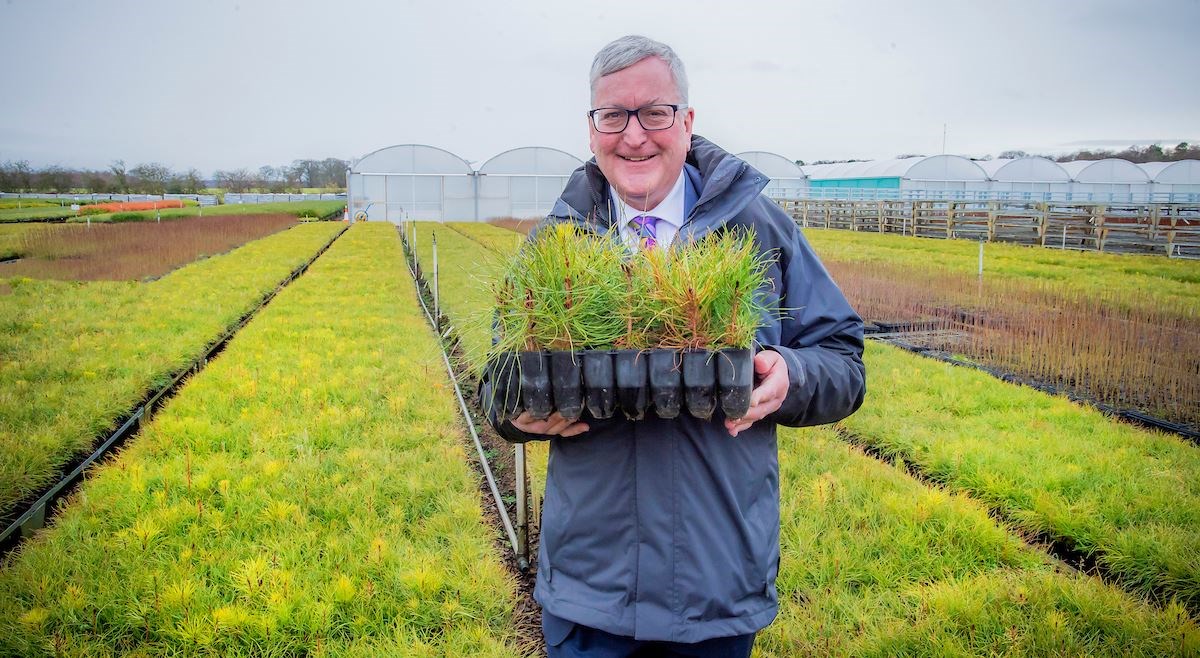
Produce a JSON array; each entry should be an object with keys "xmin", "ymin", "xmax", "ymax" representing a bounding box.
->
[{"xmin": 485, "ymin": 223, "xmax": 774, "ymax": 424}]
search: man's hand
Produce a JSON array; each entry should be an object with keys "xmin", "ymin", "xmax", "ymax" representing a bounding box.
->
[
  {"xmin": 510, "ymin": 411, "xmax": 590, "ymax": 438},
  {"xmin": 724, "ymin": 350, "xmax": 789, "ymax": 437}
]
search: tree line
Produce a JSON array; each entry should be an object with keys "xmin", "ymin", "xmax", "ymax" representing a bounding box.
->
[{"xmin": 0, "ymin": 158, "xmax": 349, "ymax": 194}]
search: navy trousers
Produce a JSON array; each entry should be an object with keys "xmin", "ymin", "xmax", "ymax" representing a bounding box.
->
[{"xmin": 546, "ymin": 622, "xmax": 756, "ymax": 658}]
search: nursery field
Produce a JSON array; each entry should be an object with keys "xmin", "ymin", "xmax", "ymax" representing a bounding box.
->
[
  {"xmin": 0, "ymin": 199, "xmax": 122, "ymax": 224},
  {"xmin": 3, "ymin": 216, "xmax": 1197, "ymax": 655},
  {"xmin": 801, "ymin": 228, "xmax": 1200, "ymax": 428},
  {"xmin": 0, "ymin": 224, "xmax": 47, "ymax": 260},
  {"xmin": 0, "ymin": 200, "xmax": 343, "ymax": 224},
  {"xmin": 803, "ymin": 229, "xmax": 1200, "ymax": 308},
  {"xmin": 843, "ymin": 342, "xmax": 1200, "ymax": 608},
  {"xmin": 418, "ymin": 220, "xmax": 1200, "ymax": 653},
  {"xmin": 6, "ymin": 214, "xmax": 299, "ymax": 281},
  {"xmin": 0, "ymin": 222, "xmax": 343, "ymax": 523},
  {"xmin": 0, "ymin": 223, "xmax": 530, "ymax": 656}
]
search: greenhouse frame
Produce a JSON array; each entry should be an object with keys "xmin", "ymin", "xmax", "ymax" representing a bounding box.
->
[
  {"xmin": 347, "ymin": 143, "xmax": 1200, "ymax": 222},
  {"xmin": 347, "ymin": 144, "xmax": 581, "ymax": 222}
]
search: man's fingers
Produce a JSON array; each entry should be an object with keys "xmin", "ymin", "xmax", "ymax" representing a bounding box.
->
[
  {"xmin": 560, "ymin": 422, "xmax": 590, "ymax": 438},
  {"xmin": 510, "ymin": 411, "xmax": 589, "ymax": 438}
]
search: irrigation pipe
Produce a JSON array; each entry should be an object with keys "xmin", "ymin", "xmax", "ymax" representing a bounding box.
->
[
  {"xmin": 397, "ymin": 225, "xmax": 527, "ymax": 571},
  {"xmin": 0, "ymin": 222, "xmax": 349, "ymax": 556}
]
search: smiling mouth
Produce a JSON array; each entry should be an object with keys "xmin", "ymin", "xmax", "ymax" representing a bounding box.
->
[{"xmin": 620, "ymin": 154, "xmax": 656, "ymax": 162}]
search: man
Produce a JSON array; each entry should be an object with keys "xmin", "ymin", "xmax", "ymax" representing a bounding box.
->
[{"xmin": 486, "ymin": 35, "xmax": 865, "ymax": 657}]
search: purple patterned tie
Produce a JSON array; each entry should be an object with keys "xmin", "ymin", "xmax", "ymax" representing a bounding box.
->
[{"xmin": 631, "ymin": 215, "xmax": 660, "ymax": 249}]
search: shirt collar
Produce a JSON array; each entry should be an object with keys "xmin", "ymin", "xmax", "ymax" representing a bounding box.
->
[{"xmin": 610, "ymin": 169, "xmax": 686, "ymax": 229}]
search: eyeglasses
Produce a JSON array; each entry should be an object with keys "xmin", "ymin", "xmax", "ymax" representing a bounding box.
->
[{"xmin": 588, "ymin": 104, "xmax": 687, "ymax": 134}]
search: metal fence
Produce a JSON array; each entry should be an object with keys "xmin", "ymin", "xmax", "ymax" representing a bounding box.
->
[
  {"xmin": 224, "ymin": 193, "xmax": 346, "ymax": 204},
  {"xmin": 787, "ymin": 187, "xmax": 1200, "ymax": 204},
  {"xmin": 0, "ymin": 192, "xmax": 219, "ymax": 206},
  {"xmin": 779, "ymin": 198, "xmax": 1200, "ymax": 259}
]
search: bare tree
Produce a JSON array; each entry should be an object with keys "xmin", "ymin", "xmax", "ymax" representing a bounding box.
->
[
  {"xmin": 130, "ymin": 162, "xmax": 172, "ymax": 195},
  {"xmin": 110, "ymin": 160, "xmax": 129, "ymax": 193},
  {"xmin": 215, "ymin": 168, "xmax": 254, "ymax": 193}
]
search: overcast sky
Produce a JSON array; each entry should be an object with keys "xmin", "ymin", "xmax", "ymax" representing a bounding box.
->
[{"xmin": 3, "ymin": 0, "xmax": 1198, "ymax": 174}]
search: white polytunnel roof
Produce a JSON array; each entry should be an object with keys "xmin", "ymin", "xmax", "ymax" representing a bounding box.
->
[
  {"xmin": 1138, "ymin": 160, "xmax": 1200, "ymax": 184},
  {"xmin": 1059, "ymin": 158, "xmax": 1150, "ymax": 183},
  {"xmin": 984, "ymin": 157, "xmax": 1071, "ymax": 182},
  {"xmin": 976, "ymin": 159, "xmax": 1014, "ymax": 177},
  {"xmin": 905, "ymin": 155, "xmax": 989, "ymax": 181},
  {"xmin": 801, "ymin": 155, "xmax": 986, "ymax": 181},
  {"xmin": 351, "ymin": 144, "xmax": 473, "ymax": 175},
  {"xmin": 734, "ymin": 151, "xmax": 807, "ymax": 179},
  {"xmin": 479, "ymin": 146, "xmax": 584, "ymax": 175},
  {"xmin": 802, "ymin": 158, "xmax": 922, "ymax": 179}
]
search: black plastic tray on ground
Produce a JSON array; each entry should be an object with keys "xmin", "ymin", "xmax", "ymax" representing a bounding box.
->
[{"xmin": 487, "ymin": 348, "xmax": 755, "ymax": 424}]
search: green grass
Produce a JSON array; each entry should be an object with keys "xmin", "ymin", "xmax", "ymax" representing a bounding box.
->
[
  {"xmin": 0, "ymin": 223, "xmax": 528, "ymax": 656},
  {"xmin": 431, "ymin": 221, "xmax": 1200, "ymax": 654},
  {"xmin": 0, "ymin": 206, "xmax": 78, "ymax": 222},
  {"xmin": 0, "ymin": 201, "xmax": 344, "ymax": 224},
  {"xmin": 0, "ymin": 222, "xmax": 343, "ymax": 519},
  {"xmin": 842, "ymin": 341, "xmax": 1200, "ymax": 609},
  {"xmin": 803, "ymin": 228, "xmax": 1200, "ymax": 311}
]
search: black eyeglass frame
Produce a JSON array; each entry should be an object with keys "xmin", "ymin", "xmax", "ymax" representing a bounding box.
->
[{"xmin": 587, "ymin": 104, "xmax": 688, "ymax": 133}]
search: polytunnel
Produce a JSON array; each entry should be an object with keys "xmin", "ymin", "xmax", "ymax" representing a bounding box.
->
[
  {"xmin": 1059, "ymin": 159, "xmax": 1152, "ymax": 202},
  {"xmin": 980, "ymin": 157, "xmax": 1072, "ymax": 200},
  {"xmin": 734, "ymin": 151, "xmax": 807, "ymax": 199},
  {"xmin": 347, "ymin": 144, "xmax": 475, "ymax": 222},
  {"xmin": 477, "ymin": 147, "xmax": 584, "ymax": 220},
  {"xmin": 802, "ymin": 155, "xmax": 989, "ymax": 199},
  {"xmin": 1138, "ymin": 160, "xmax": 1200, "ymax": 201}
]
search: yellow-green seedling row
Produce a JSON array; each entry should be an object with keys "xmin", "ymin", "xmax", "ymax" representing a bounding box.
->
[
  {"xmin": 757, "ymin": 425, "xmax": 1196, "ymax": 656},
  {"xmin": 444, "ymin": 222, "xmax": 526, "ymax": 255},
  {"xmin": 0, "ymin": 222, "xmax": 343, "ymax": 518},
  {"xmin": 410, "ymin": 223, "xmax": 505, "ymax": 370},
  {"xmin": 0, "ymin": 223, "xmax": 50, "ymax": 259},
  {"xmin": 803, "ymin": 228, "xmax": 1200, "ymax": 312},
  {"xmin": 843, "ymin": 341, "xmax": 1200, "ymax": 609},
  {"xmin": 0, "ymin": 223, "xmax": 527, "ymax": 657},
  {"xmin": 410, "ymin": 223, "xmax": 550, "ymax": 521}
]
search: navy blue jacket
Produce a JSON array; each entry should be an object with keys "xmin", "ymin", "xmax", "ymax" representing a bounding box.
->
[{"xmin": 485, "ymin": 135, "xmax": 866, "ymax": 643}]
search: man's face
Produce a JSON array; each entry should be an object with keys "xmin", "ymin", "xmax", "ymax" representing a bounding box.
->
[{"xmin": 589, "ymin": 56, "xmax": 694, "ymax": 211}]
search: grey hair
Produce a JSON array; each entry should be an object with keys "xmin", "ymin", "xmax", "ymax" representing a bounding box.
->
[{"xmin": 590, "ymin": 35, "xmax": 688, "ymax": 106}]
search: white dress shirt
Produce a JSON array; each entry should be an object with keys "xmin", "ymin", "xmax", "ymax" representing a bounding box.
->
[{"xmin": 611, "ymin": 169, "xmax": 687, "ymax": 249}]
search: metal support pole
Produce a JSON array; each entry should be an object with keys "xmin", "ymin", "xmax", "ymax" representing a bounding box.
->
[
  {"xmin": 516, "ymin": 444, "xmax": 528, "ymax": 560},
  {"xmin": 1061, "ymin": 224, "xmax": 1067, "ymax": 250},
  {"xmin": 439, "ymin": 231, "xmax": 444, "ymax": 324},
  {"xmin": 978, "ymin": 240, "xmax": 984, "ymax": 279}
]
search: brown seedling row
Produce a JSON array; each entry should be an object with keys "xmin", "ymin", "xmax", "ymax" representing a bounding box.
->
[{"xmin": 9, "ymin": 214, "xmax": 298, "ymax": 281}]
